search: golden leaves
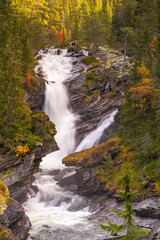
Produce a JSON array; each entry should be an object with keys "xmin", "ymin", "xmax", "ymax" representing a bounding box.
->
[
  {"xmin": 129, "ymin": 62, "xmax": 158, "ymax": 111},
  {"xmin": 15, "ymin": 144, "xmax": 29, "ymax": 157}
]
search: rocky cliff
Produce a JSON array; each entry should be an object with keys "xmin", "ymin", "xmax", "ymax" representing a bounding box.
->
[
  {"xmin": 0, "ymin": 180, "xmax": 31, "ymax": 240},
  {"xmin": 0, "ymin": 111, "xmax": 58, "ymax": 203},
  {"xmin": 65, "ymin": 47, "xmax": 130, "ymax": 146},
  {"xmin": 25, "ymin": 74, "xmax": 45, "ymax": 111}
]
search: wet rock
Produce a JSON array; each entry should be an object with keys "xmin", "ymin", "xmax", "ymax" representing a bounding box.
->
[
  {"xmin": 73, "ymin": 53, "xmax": 81, "ymax": 57},
  {"xmin": 31, "ymin": 185, "xmax": 39, "ymax": 194},
  {"xmin": 57, "ymin": 48, "xmax": 61, "ymax": 55},
  {"xmin": 103, "ymin": 237, "xmax": 123, "ymax": 240},
  {"xmin": 48, "ymin": 169, "xmax": 61, "ymax": 176},
  {"xmin": 0, "ymin": 144, "xmax": 58, "ymax": 203},
  {"xmin": 72, "ymin": 57, "xmax": 78, "ymax": 65},
  {"xmin": 67, "ymin": 42, "xmax": 80, "ymax": 53},
  {"xmin": 10, "ymin": 215, "xmax": 31, "ymax": 240},
  {"xmin": 0, "ymin": 198, "xmax": 24, "ymax": 227},
  {"xmin": 66, "ymin": 52, "xmax": 75, "ymax": 57},
  {"xmin": 63, "ymin": 138, "xmax": 120, "ymax": 168},
  {"xmin": 59, "ymin": 173, "xmax": 79, "ymax": 187},
  {"xmin": 0, "ymin": 182, "xmax": 31, "ymax": 240},
  {"xmin": 54, "ymin": 167, "xmax": 75, "ymax": 181},
  {"xmin": 43, "ymin": 48, "xmax": 49, "ymax": 54},
  {"xmin": 134, "ymin": 198, "xmax": 160, "ymax": 219},
  {"xmin": 68, "ymin": 47, "xmax": 76, "ymax": 53}
]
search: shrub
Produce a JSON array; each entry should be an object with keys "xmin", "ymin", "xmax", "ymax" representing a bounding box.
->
[{"xmin": 86, "ymin": 72, "xmax": 95, "ymax": 79}]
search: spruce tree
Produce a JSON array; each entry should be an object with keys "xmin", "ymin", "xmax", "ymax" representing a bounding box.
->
[{"xmin": 100, "ymin": 172, "xmax": 148, "ymax": 239}]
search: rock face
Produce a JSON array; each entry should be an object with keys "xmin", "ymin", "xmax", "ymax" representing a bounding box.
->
[
  {"xmin": 134, "ymin": 198, "xmax": 160, "ymax": 219},
  {"xmin": 0, "ymin": 180, "xmax": 31, "ymax": 240},
  {"xmin": 0, "ymin": 112, "xmax": 58, "ymax": 203},
  {"xmin": 65, "ymin": 47, "xmax": 130, "ymax": 146},
  {"xmin": 62, "ymin": 138, "xmax": 120, "ymax": 196},
  {"xmin": 25, "ymin": 76, "xmax": 45, "ymax": 111},
  {"xmin": 0, "ymin": 143, "xmax": 58, "ymax": 203}
]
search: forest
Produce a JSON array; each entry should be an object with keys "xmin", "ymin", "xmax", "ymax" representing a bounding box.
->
[{"xmin": 0, "ymin": 0, "xmax": 160, "ymax": 239}]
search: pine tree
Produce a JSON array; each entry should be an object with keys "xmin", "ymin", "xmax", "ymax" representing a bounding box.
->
[
  {"xmin": 100, "ymin": 172, "xmax": 148, "ymax": 240},
  {"xmin": 81, "ymin": 12, "xmax": 106, "ymax": 53}
]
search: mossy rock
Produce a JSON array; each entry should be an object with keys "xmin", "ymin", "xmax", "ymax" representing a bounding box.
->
[
  {"xmin": 63, "ymin": 138, "xmax": 120, "ymax": 168},
  {"xmin": 82, "ymin": 90, "xmax": 100, "ymax": 102},
  {"xmin": 86, "ymin": 72, "xmax": 95, "ymax": 80},
  {"xmin": 0, "ymin": 181, "xmax": 9, "ymax": 198},
  {"xmin": 0, "ymin": 181, "xmax": 10, "ymax": 215},
  {"xmin": 82, "ymin": 56, "xmax": 99, "ymax": 66},
  {"xmin": 0, "ymin": 195, "xmax": 8, "ymax": 216},
  {"xmin": 31, "ymin": 111, "xmax": 49, "ymax": 122},
  {"xmin": 30, "ymin": 110, "xmax": 56, "ymax": 149},
  {"xmin": 143, "ymin": 160, "xmax": 160, "ymax": 181}
]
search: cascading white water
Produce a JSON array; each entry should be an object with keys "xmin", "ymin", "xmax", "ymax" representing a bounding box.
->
[
  {"xmin": 37, "ymin": 49, "xmax": 76, "ymax": 170},
  {"xmin": 24, "ymin": 50, "xmax": 92, "ymax": 240},
  {"xmin": 76, "ymin": 110, "xmax": 118, "ymax": 152},
  {"xmin": 24, "ymin": 49, "xmax": 118, "ymax": 240}
]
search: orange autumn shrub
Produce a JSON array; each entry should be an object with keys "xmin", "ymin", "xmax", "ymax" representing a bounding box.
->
[
  {"xmin": 15, "ymin": 144, "xmax": 29, "ymax": 157},
  {"xmin": 129, "ymin": 62, "xmax": 158, "ymax": 111}
]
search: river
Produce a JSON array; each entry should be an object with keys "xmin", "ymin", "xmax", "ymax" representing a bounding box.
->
[{"xmin": 24, "ymin": 49, "xmax": 117, "ymax": 240}]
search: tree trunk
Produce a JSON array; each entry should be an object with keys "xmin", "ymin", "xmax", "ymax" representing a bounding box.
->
[{"xmin": 123, "ymin": 33, "xmax": 128, "ymax": 66}]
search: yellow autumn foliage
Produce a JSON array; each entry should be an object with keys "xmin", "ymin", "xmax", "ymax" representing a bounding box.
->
[
  {"xmin": 15, "ymin": 144, "xmax": 29, "ymax": 157},
  {"xmin": 137, "ymin": 62, "xmax": 150, "ymax": 78}
]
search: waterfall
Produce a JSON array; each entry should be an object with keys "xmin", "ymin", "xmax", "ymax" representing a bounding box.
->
[
  {"xmin": 24, "ymin": 50, "xmax": 91, "ymax": 239},
  {"xmin": 24, "ymin": 49, "xmax": 118, "ymax": 240},
  {"xmin": 37, "ymin": 49, "xmax": 76, "ymax": 170},
  {"xmin": 76, "ymin": 110, "xmax": 118, "ymax": 152}
]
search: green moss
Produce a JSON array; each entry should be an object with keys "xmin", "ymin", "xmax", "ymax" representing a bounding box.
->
[
  {"xmin": 0, "ymin": 168, "xmax": 14, "ymax": 181},
  {"xmin": 82, "ymin": 56, "xmax": 99, "ymax": 65},
  {"xmin": 31, "ymin": 111, "xmax": 49, "ymax": 121},
  {"xmin": 63, "ymin": 138, "xmax": 120, "ymax": 167},
  {"xmin": 0, "ymin": 181, "xmax": 10, "ymax": 215},
  {"xmin": 29, "ymin": 110, "xmax": 56, "ymax": 150},
  {"xmin": 82, "ymin": 90, "xmax": 100, "ymax": 102},
  {"xmin": 0, "ymin": 180, "xmax": 9, "ymax": 198},
  {"xmin": 144, "ymin": 160, "xmax": 160, "ymax": 181},
  {"xmin": 86, "ymin": 72, "xmax": 95, "ymax": 79},
  {"xmin": 25, "ymin": 136, "xmax": 42, "ymax": 149},
  {"xmin": 89, "ymin": 63, "xmax": 101, "ymax": 70}
]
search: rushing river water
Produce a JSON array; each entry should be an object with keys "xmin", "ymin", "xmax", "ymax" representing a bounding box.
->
[{"xmin": 24, "ymin": 49, "xmax": 117, "ymax": 240}]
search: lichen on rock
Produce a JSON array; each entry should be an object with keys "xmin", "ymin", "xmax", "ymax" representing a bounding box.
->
[
  {"xmin": 0, "ymin": 180, "xmax": 10, "ymax": 215},
  {"xmin": 0, "ymin": 181, "xmax": 31, "ymax": 240}
]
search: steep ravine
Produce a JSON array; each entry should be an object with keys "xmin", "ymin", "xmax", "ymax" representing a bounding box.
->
[
  {"xmin": 24, "ymin": 48, "xmax": 160, "ymax": 239},
  {"xmin": 22, "ymin": 48, "xmax": 126, "ymax": 240},
  {"xmin": 0, "ymin": 47, "xmax": 159, "ymax": 239}
]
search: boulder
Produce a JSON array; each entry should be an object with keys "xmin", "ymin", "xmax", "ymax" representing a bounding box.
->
[
  {"xmin": 0, "ymin": 198, "xmax": 24, "ymax": 227},
  {"xmin": 63, "ymin": 138, "xmax": 120, "ymax": 168},
  {"xmin": 62, "ymin": 139, "xmax": 120, "ymax": 196},
  {"xmin": 134, "ymin": 198, "xmax": 160, "ymax": 219},
  {"xmin": 0, "ymin": 182, "xmax": 31, "ymax": 240}
]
